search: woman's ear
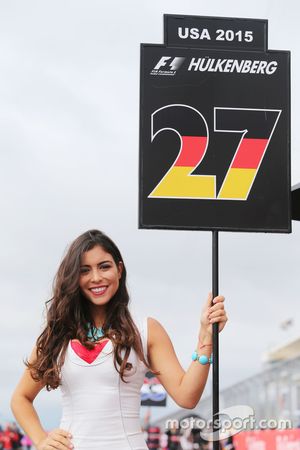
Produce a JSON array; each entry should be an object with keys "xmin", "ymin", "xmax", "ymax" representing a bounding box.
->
[{"xmin": 118, "ymin": 261, "xmax": 123, "ymax": 279}]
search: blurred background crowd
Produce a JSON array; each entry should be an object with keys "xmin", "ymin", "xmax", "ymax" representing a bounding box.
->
[
  {"xmin": 0, "ymin": 421, "xmax": 233, "ymax": 450},
  {"xmin": 0, "ymin": 422, "xmax": 32, "ymax": 450}
]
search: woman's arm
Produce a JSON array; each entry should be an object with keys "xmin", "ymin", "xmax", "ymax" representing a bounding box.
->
[
  {"xmin": 11, "ymin": 347, "xmax": 73, "ymax": 450},
  {"xmin": 147, "ymin": 294, "xmax": 227, "ymax": 409}
]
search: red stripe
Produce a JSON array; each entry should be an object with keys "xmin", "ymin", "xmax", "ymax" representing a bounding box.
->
[
  {"xmin": 175, "ymin": 136, "xmax": 207, "ymax": 167},
  {"xmin": 71, "ymin": 339, "xmax": 109, "ymax": 364},
  {"xmin": 231, "ymin": 138, "xmax": 268, "ymax": 169}
]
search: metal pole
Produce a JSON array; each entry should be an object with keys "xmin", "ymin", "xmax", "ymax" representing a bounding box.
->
[{"xmin": 212, "ymin": 230, "xmax": 220, "ymax": 450}]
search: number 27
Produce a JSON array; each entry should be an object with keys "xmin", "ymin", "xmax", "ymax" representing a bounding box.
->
[{"xmin": 148, "ymin": 104, "xmax": 281, "ymax": 201}]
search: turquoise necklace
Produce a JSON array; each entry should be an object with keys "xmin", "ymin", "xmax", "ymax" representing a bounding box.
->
[{"xmin": 87, "ymin": 324, "xmax": 104, "ymax": 342}]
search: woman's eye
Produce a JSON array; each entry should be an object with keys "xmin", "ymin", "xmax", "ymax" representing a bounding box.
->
[
  {"xmin": 80, "ymin": 267, "xmax": 89, "ymax": 274},
  {"xmin": 100, "ymin": 264, "xmax": 111, "ymax": 270}
]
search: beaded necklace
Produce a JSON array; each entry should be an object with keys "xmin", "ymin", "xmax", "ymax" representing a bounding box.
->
[{"xmin": 87, "ymin": 324, "xmax": 105, "ymax": 342}]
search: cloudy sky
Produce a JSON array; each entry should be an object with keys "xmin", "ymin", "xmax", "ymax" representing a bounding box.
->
[{"xmin": 0, "ymin": 0, "xmax": 299, "ymax": 430}]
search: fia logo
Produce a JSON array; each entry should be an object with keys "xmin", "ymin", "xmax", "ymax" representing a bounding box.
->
[{"xmin": 151, "ymin": 56, "xmax": 185, "ymax": 76}]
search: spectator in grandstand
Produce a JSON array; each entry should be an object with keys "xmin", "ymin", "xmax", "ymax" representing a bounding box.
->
[
  {"xmin": 21, "ymin": 435, "xmax": 32, "ymax": 450},
  {"xmin": 180, "ymin": 428, "xmax": 194, "ymax": 449},
  {"xmin": 167, "ymin": 424, "xmax": 181, "ymax": 450}
]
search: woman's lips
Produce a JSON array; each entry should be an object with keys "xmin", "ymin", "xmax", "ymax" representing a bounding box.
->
[{"xmin": 89, "ymin": 286, "xmax": 108, "ymax": 297}]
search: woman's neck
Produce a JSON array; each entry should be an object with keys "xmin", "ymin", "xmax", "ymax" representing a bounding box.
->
[{"xmin": 89, "ymin": 305, "xmax": 106, "ymax": 328}]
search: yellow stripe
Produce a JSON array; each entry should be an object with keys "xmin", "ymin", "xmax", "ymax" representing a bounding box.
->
[
  {"xmin": 149, "ymin": 166, "xmax": 215, "ymax": 198},
  {"xmin": 218, "ymin": 168, "xmax": 256, "ymax": 200}
]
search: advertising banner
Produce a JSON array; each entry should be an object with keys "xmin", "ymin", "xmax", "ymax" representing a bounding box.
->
[
  {"xmin": 141, "ymin": 371, "xmax": 167, "ymax": 407},
  {"xmin": 139, "ymin": 15, "xmax": 291, "ymax": 232}
]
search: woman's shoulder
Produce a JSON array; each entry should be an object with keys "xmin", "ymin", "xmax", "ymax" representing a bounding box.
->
[
  {"xmin": 133, "ymin": 316, "xmax": 163, "ymax": 335},
  {"xmin": 147, "ymin": 318, "xmax": 169, "ymax": 343},
  {"xmin": 131, "ymin": 316, "xmax": 169, "ymax": 350},
  {"xmin": 147, "ymin": 317, "xmax": 162, "ymax": 328}
]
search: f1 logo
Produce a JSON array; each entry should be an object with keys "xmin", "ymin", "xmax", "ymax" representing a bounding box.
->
[{"xmin": 153, "ymin": 56, "xmax": 185, "ymax": 71}]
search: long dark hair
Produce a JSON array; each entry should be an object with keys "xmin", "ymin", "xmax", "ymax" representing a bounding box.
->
[{"xmin": 26, "ymin": 229, "xmax": 150, "ymax": 390}]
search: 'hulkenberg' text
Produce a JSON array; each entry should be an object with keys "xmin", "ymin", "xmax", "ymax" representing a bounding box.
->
[{"xmin": 188, "ymin": 57, "xmax": 278, "ymax": 75}]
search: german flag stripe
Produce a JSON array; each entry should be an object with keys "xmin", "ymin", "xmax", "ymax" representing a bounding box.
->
[
  {"xmin": 175, "ymin": 136, "xmax": 207, "ymax": 167},
  {"xmin": 149, "ymin": 166, "xmax": 215, "ymax": 198},
  {"xmin": 218, "ymin": 168, "xmax": 256, "ymax": 200},
  {"xmin": 231, "ymin": 138, "xmax": 268, "ymax": 169}
]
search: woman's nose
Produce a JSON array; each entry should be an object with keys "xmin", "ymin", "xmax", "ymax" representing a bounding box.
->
[{"xmin": 91, "ymin": 268, "xmax": 102, "ymax": 283}]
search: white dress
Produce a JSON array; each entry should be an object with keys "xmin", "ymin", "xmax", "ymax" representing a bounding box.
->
[{"xmin": 59, "ymin": 318, "xmax": 149, "ymax": 450}]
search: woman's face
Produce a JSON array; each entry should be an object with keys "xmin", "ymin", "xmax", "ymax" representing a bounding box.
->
[{"xmin": 79, "ymin": 245, "xmax": 123, "ymax": 308}]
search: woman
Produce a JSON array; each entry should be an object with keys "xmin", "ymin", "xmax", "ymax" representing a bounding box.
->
[{"xmin": 11, "ymin": 229, "xmax": 227, "ymax": 450}]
